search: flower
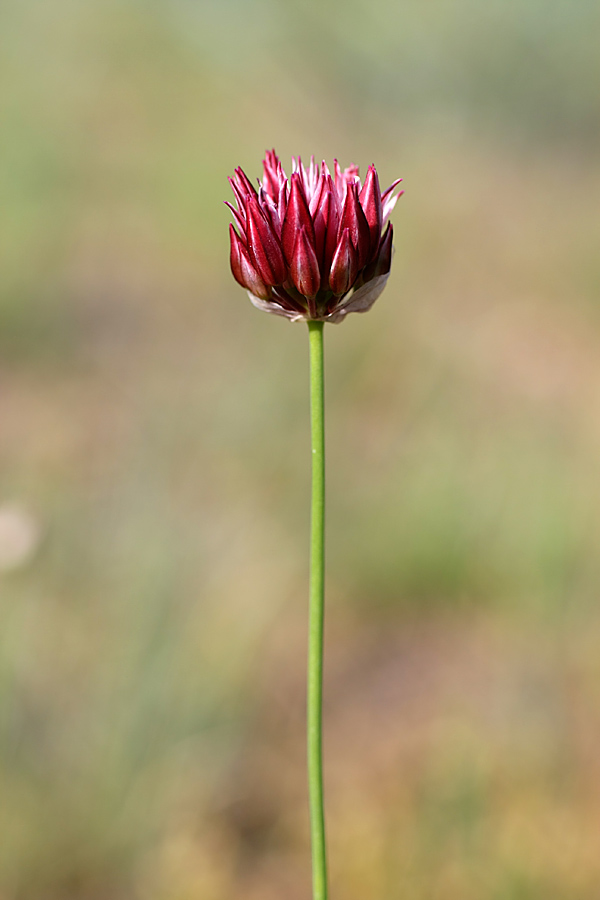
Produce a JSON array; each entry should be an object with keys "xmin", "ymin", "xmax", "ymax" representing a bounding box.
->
[{"xmin": 227, "ymin": 150, "xmax": 403, "ymax": 323}]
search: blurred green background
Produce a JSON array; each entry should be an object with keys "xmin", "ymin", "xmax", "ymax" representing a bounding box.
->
[{"xmin": 1, "ymin": 0, "xmax": 600, "ymax": 897}]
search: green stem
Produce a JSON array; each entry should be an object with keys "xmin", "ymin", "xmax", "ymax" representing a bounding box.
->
[{"xmin": 307, "ymin": 320, "xmax": 328, "ymax": 900}]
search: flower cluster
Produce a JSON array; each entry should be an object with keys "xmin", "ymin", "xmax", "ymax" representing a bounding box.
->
[{"xmin": 227, "ymin": 150, "xmax": 402, "ymax": 323}]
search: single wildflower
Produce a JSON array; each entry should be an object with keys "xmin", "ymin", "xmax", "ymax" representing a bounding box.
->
[
  {"xmin": 227, "ymin": 150, "xmax": 403, "ymax": 323},
  {"xmin": 225, "ymin": 149, "xmax": 404, "ymax": 900}
]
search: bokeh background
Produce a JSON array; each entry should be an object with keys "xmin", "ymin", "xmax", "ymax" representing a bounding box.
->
[{"xmin": 2, "ymin": 0, "xmax": 600, "ymax": 897}]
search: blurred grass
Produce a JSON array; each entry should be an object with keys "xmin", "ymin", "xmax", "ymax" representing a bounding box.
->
[{"xmin": 1, "ymin": 0, "xmax": 600, "ymax": 897}]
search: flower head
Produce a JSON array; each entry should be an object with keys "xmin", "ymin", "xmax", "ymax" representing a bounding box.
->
[{"xmin": 227, "ymin": 151, "xmax": 403, "ymax": 323}]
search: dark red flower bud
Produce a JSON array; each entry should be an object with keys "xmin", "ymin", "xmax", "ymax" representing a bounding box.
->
[
  {"xmin": 373, "ymin": 222, "xmax": 393, "ymax": 276},
  {"xmin": 313, "ymin": 190, "xmax": 331, "ymax": 273},
  {"xmin": 322, "ymin": 186, "xmax": 341, "ymax": 276},
  {"xmin": 329, "ymin": 227, "xmax": 358, "ymax": 295},
  {"xmin": 246, "ymin": 194, "xmax": 287, "ymax": 286},
  {"xmin": 309, "ymin": 171, "xmax": 327, "ymax": 218},
  {"xmin": 225, "ymin": 200, "xmax": 245, "ymax": 233},
  {"xmin": 277, "ymin": 182, "xmax": 288, "ymax": 224},
  {"xmin": 259, "ymin": 188, "xmax": 281, "ymax": 236},
  {"xmin": 228, "ymin": 176, "xmax": 248, "ymax": 212},
  {"xmin": 281, "ymin": 173, "xmax": 316, "ymax": 265},
  {"xmin": 338, "ymin": 183, "xmax": 371, "ymax": 269},
  {"xmin": 229, "ymin": 224, "xmax": 271, "ymax": 300},
  {"xmin": 359, "ymin": 165, "xmax": 382, "ymax": 260},
  {"xmin": 290, "ymin": 225, "xmax": 321, "ymax": 300},
  {"xmin": 233, "ymin": 166, "xmax": 257, "ymax": 199},
  {"xmin": 363, "ymin": 222, "xmax": 393, "ymax": 282}
]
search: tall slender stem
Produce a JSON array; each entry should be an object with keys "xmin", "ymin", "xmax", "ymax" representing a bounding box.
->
[{"xmin": 307, "ymin": 319, "xmax": 328, "ymax": 900}]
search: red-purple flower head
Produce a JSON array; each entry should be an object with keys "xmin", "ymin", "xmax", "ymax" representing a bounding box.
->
[{"xmin": 227, "ymin": 151, "xmax": 403, "ymax": 323}]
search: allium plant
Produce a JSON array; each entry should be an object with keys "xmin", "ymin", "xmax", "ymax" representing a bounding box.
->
[
  {"xmin": 228, "ymin": 150, "xmax": 402, "ymax": 323},
  {"xmin": 227, "ymin": 150, "xmax": 402, "ymax": 900}
]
